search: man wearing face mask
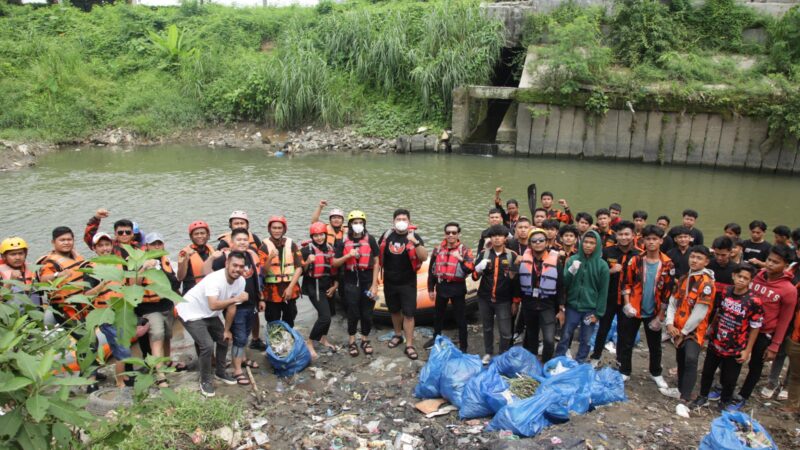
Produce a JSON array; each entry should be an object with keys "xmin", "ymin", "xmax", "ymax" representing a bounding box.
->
[{"xmin": 378, "ymin": 209, "xmax": 428, "ymax": 360}]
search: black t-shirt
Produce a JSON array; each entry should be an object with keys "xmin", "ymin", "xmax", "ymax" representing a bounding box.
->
[
  {"xmin": 301, "ymin": 243, "xmax": 334, "ymax": 293},
  {"xmin": 603, "ymin": 245, "xmax": 640, "ymax": 304},
  {"xmin": 217, "ymin": 232, "xmax": 262, "ymax": 251},
  {"xmin": 506, "ymin": 238, "xmax": 528, "ymax": 256},
  {"xmin": 667, "ymin": 246, "xmax": 691, "ymax": 279},
  {"xmin": 334, "ymin": 235, "xmax": 380, "ymax": 288},
  {"xmin": 211, "ymin": 252, "xmax": 260, "ymax": 309},
  {"xmin": 708, "ymin": 258, "xmax": 735, "ymax": 286},
  {"xmin": 669, "ymin": 226, "xmax": 704, "ymax": 246},
  {"xmin": 379, "ymin": 231, "xmax": 425, "ymax": 285},
  {"xmin": 742, "ymin": 240, "xmax": 772, "ymax": 263}
]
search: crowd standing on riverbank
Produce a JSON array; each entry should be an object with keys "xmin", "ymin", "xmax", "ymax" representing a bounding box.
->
[{"xmin": 1, "ymin": 189, "xmax": 799, "ymax": 420}]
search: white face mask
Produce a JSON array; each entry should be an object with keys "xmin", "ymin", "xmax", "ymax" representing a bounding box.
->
[
  {"xmin": 394, "ymin": 220, "xmax": 409, "ymax": 232},
  {"xmin": 351, "ymin": 223, "xmax": 365, "ymax": 234}
]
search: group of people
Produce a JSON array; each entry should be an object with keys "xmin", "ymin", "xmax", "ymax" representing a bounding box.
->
[{"xmin": 0, "ymin": 191, "xmax": 798, "ymax": 414}]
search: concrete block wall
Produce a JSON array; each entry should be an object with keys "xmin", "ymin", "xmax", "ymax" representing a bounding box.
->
[{"xmin": 513, "ymin": 103, "xmax": 800, "ymax": 172}]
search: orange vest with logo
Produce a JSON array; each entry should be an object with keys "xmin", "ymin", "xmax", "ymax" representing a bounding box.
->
[
  {"xmin": 673, "ymin": 272, "xmax": 716, "ymax": 345},
  {"xmin": 36, "ymin": 252, "xmax": 87, "ymax": 319},
  {"xmin": 624, "ymin": 252, "xmax": 675, "ymax": 318}
]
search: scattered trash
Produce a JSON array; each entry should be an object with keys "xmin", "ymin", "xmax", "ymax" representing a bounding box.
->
[
  {"xmin": 414, "ymin": 327, "xmax": 434, "ymax": 339},
  {"xmin": 250, "ymin": 418, "xmax": 268, "ymax": 430},
  {"xmin": 252, "ymin": 431, "xmax": 269, "ymax": 445},
  {"xmin": 264, "ymin": 321, "xmax": 311, "ymax": 377},
  {"xmin": 676, "ymin": 404, "xmax": 691, "ymax": 418},
  {"xmin": 426, "ymin": 405, "xmax": 458, "ymax": 418},
  {"xmin": 393, "ymin": 432, "xmax": 423, "ymax": 449},
  {"xmin": 551, "ymin": 436, "xmax": 563, "ymax": 445},
  {"xmin": 414, "ymin": 398, "xmax": 447, "ymax": 415},
  {"xmin": 267, "ymin": 322, "xmax": 295, "ymax": 357},
  {"xmin": 377, "ymin": 331, "xmax": 396, "ymax": 342}
]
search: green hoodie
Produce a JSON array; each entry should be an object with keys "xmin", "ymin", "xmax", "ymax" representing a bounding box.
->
[{"xmin": 563, "ymin": 230, "xmax": 610, "ymax": 317}]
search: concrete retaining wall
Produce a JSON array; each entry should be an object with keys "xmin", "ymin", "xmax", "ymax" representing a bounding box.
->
[{"xmin": 513, "ymin": 103, "xmax": 800, "ymax": 173}]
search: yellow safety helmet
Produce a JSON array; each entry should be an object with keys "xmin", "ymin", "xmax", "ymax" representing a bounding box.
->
[
  {"xmin": 347, "ymin": 210, "xmax": 367, "ymax": 223},
  {"xmin": 528, "ymin": 228, "xmax": 547, "ymax": 239},
  {"xmin": 0, "ymin": 237, "xmax": 28, "ymax": 254}
]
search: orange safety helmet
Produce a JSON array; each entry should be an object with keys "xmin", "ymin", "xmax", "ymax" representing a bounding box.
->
[
  {"xmin": 267, "ymin": 215, "xmax": 287, "ymax": 230},
  {"xmin": 310, "ymin": 222, "xmax": 327, "ymax": 237},
  {"xmin": 188, "ymin": 220, "xmax": 210, "ymax": 235}
]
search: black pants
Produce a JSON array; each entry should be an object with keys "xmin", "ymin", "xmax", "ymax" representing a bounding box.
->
[
  {"xmin": 700, "ymin": 347, "xmax": 743, "ymax": 403},
  {"xmin": 434, "ymin": 293, "xmax": 467, "ymax": 351},
  {"xmin": 739, "ymin": 333, "xmax": 771, "ymax": 399},
  {"xmin": 344, "ymin": 283, "xmax": 374, "ymax": 337},
  {"xmin": 617, "ymin": 315, "xmax": 663, "ymax": 377},
  {"xmin": 478, "ymin": 297, "xmax": 512, "ymax": 355},
  {"xmin": 522, "ymin": 302, "xmax": 556, "ymax": 362},
  {"xmin": 677, "ymin": 339, "xmax": 702, "ymax": 401},
  {"xmin": 306, "ymin": 282, "xmax": 332, "ymax": 341},
  {"xmin": 265, "ymin": 300, "xmax": 298, "ymax": 328},
  {"xmin": 591, "ymin": 297, "xmax": 619, "ymax": 360}
]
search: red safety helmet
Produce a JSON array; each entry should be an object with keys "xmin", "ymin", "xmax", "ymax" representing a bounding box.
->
[
  {"xmin": 310, "ymin": 221, "xmax": 327, "ymax": 237},
  {"xmin": 188, "ymin": 220, "xmax": 210, "ymax": 235},
  {"xmin": 267, "ymin": 215, "xmax": 287, "ymax": 230}
]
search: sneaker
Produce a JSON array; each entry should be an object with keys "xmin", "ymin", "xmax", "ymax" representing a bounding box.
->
[
  {"xmin": 215, "ymin": 371, "xmax": 237, "ymax": 385},
  {"xmin": 760, "ymin": 384, "xmax": 778, "ymax": 399},
  {"xmin": 249, "ymin": 338, "xmax": 267, "ymax": 351},
  {"xmin": 512, "ymin": 333, "xmax": 524, "ymax": 345},
  {"xmin": 622, "ymin": 374, "xmax": 630, "ymax": 382},
  {"xmin": 777, "ymin": 389, "xmax": 788, "ymax": 401},
  {"xmin": 589, "ymin": 358, "xmax": 601, "ymax": 369},
  {"xmin": 690, "ymin": 396, "xmax": 708, "ymax": 409},
  {"xmin": 604, "ymin": 341, "xmax": 617, "ymax": 354},
  {"xmin": 651, "ymin": 375, "xmax": 669, "ymax": 390},
  {"xmin": 200, "ymin": 381, "xmax": 216, "ymax": 398},
  {"xmin": 708, "ymin": 389, "xmax": 722, "ymax": 401},
  {"xmin": 481, "ymin": 354, "xmax": 492, "ymax": 365},
  {"xmin": 423, "ymin": 338, "xmax": 435, "ymax": 350},
  {"xmin": 86, "ymin": 383, "xmax": 100, "ymax": 394},
  {"xmin": 725, "ymin": 395, "xmax": 746, "ymax": 412},
  {"xmin": 659, "ymin": 387, "xmax": 681, "ymax": 399}
]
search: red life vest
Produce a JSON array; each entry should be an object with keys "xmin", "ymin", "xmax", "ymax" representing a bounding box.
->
[
  {"xmin": 378, "ymin": 230, "xmax": 421, "ymax": 272},
  {"xmin": 306, "ymin": 244, "xmax": 335, "ymax": 279},
  {"xmin": 433, "ymin": 241, "xmax": 468, "ymax": 282},
  {"xmin": 344, "ymin": 235, "xmax": 373, "ymax": 272}
]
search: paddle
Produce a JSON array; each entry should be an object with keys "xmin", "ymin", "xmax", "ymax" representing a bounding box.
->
[{"xmin": 527, "ymin": 183, "xmax": 537, "ymax": 217}]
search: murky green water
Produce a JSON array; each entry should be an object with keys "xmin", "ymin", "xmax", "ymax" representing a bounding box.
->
[{"xmin": 2, "ymin": 145, "xmax": 798, "ymax": 257}]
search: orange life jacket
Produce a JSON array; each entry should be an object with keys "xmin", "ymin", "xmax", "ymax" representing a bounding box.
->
[
  {"xmin": 343, "ymin": 235, "xmax": 373, "ymax": 272},
  {"xmin": 182, "ymin": 244, "xmax": 214, "ymax": 283},
  {"xmin": 624, "ymin": 252, "xmax": 675, "ymax": 318},
  {"xmin": 142, "ymin": 255, "xmax": 174, "ymax": 303},
  {"xmin": 261, "ymin": 238, "xmax": 296, "ymax": 283},
  {"xmin": 433, "ymin": 241, "xmax": 471, "ymax": 282},
  {"xmin": 379, "ymin": 231, "xmax": 421, "ymax": 272},
  {"xmin": 326, "ymin": 224, "xmax": 347, "ymax": 246},
  {"xmin": 217, "ymin": 231, "xmax": 259, "ymax": 252},
  {"xmin": 36, "ymin": 252, "xmax": 87, "ymax": 320},
  {"xmin": 673, "ymin": 271, "xmax": 716, "ymax": 345},
  {"xmin": 306, "ymin": 243, "xmax": 335, "ymax": 279},
  {"xmin": 0, "ymin": 263, "xmax": 35, "ymax": 285}
]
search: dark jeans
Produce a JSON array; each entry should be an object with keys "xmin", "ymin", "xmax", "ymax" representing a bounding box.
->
[
  {"xmin": 265, "ymin": 300, "xmax": 298, "ymax": 327},
  {"xmin": 478, "ymin": 297, "xmax": 512, "ymax": 355},
  {"xmin": 700, "ymin": 347, "xmax": 743, "ymax": 403},
  {"xmin": 591, "ymin": 297, "xmax": 620, "ymax": 360},
  {"xmin": 555, "ymin": 307, "xmax": 597, "ymax": 362},
  {"xmin": 739, "ymin": 333, "xmax": 772, "ymax": 399},
  {"xmin": 181, "ymin": 317, "xmax": 228, "ymax": 385},
  {"xmin": 344, "ymin": 283, "xmax": 374, "ymax": 337},
  {"xmin": 617, "ymin": 315, "xmax": 663, "ymax": 377},
  {"xmin": 307, "ymin": 284, "xmax": 333, "ymax": 341},
  {"xmin": 676, "ymin": 339, "xmax": 702, "ymax": 401},
  {"xmin": 522, "ymin": 302, "xmax": 556, "ymax": 362},
  {"xmin": 434, "ymin": 293, "xmax": 467, "ymax": 351}
]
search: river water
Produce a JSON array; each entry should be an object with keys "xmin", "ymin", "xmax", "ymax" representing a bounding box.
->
[{"xmin": 1, "ymin": 145, "xmax": 798, "ymax": 257}]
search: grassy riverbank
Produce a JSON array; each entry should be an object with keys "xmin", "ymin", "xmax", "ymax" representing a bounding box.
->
[{"xmin": 0, "ymin": 0, "xmax": 503, "ymax": 143}]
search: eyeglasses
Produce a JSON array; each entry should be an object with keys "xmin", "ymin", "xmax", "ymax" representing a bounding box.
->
[
  {"xmin": 445, "ymin": 231, "xmax": 459, "ymax": 235},
  {"xmin": 116, "ymin": 230, "xmax": 133, "ymax": 236},
  {"xmin": 530, "ymin": 238, "xmax": 546, "ymax": 244}
]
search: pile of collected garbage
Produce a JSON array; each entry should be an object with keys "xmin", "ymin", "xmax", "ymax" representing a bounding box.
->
[
  {"xmin": 264, "ymin": 321, "xmax": 311, "ymax": 377},
  {"xmin": 414, "ymin": 336, "xmax": 627, "ymax": 437},
  {"xmin": 699, "ymin": 411, "xmax": 778, "ymax": 450}
]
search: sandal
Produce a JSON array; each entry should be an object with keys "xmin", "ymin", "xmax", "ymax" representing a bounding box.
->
[
  {"xmin": 156, "ymin": 378, "xmax": 169, "ymax": 388},
  {"xmin": 166, "ymin": 361, "xmax": 188, "ymax": 372},
  {"xmin": 404, "ymin": 345, "xmax": 418, "ymax": 360},
  {"xmin": 244, "ymin": 360, "xmax": 260, "ymax": 369},
  {"xmin": 348, "ymin": 343, "xmax": 359, "ymax": 357},
  {"xmin": 233, "ymin": 373, "xmax": 251, "ymax": 386},
  {"xmin": 387, "ymin": 335, "xmax": 405, "ymax": 349},
  {"xmin": 360, "ymin": 340, "xmax": 373, "ymax": 356}
]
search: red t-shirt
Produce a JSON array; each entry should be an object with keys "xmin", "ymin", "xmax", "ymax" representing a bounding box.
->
[{"xmin": 710, "ymin": 287, "xmax": 764, "ymax": 357}]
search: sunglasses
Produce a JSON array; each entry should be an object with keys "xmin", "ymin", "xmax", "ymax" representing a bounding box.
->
[
  {"xmin": 530, "ymin": 238, "xmax": 546, "ymax": 244},
  {"xmin": 445, "ymin": 231, "xmax": 459, "ymax": 235},
  {"xmin": 116, "ymin": 230, "xmax": 133, "ymax": 236}
]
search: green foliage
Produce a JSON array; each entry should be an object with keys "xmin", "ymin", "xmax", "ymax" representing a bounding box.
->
[
  {"xmin": 585, "ymin": 90, "xmax": 610, "ymax": 117},
  {"xmin": 610, "ymin": 0, "xmax": 686, "ymax": 66},
  {"xmin": 356, "ymin": 94, "xmax": 445, "ymax": 137},
  {"xmin": 768, "ymin": 6, "xmax": 800, "ymax": 77},
  {"xmin": 690, "ymin": 0, "xmax": 759, "ymax": 52},
  {"xmin": 147, "ymin": 24, "xmax": 198, "ymax": 71}
]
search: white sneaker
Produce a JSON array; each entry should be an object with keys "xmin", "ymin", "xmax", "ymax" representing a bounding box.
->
[
  {"xmin": 622, "ymin": 374, "xmax": 630, "ymax": 382},
  {"xmin": 590, "ymin": 358, "xmax": 601, "ymax": 369},
  {"xmin": 777, "ymin": 389, "xmax": 788, "ymax": 401},
  {"xmin": 651, "ymin": 375, "xmax": 669, "ymax": 390},
  {"xmin": 660, "ymin": 387, "xmax": 681, "ymax": 399},
  {"xmin": 481, "ymin": 354, "xmax": 492, "ymax": 365},
  {"xmin": 605, "ymin": 341, "xmax": 617, "ymax": 354},
  {"xmin": 675, "ymin": 403, "xmax": 690, "ymax": 418},
  {"xmin": 760, "ymin": 385, "xmax": 778, "ymax": 399}
]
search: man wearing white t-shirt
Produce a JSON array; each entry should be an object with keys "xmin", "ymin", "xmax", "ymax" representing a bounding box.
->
[{"xmin": 177, "ymin": 251, "xmax": 248, "ymax": 397}]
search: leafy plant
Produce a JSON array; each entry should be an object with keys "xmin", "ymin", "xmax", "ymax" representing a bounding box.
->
[
  {"xmin": 147, "ymin": 24, "xmax": 198, "ymax": 71},
  {"xmin": 690, "ymin": 0, "xmax": 758, "ymax": 52},
  {"xmin": 768, "ymin": 6, "xmax": 800, "ymax": 77},
  {"xmin": 610, "ymin": 0, "xmax": 686, "ymax": 66},
  {"xmin": 585, "ymin": 90, "xmax": 610, "ymax": 117}
]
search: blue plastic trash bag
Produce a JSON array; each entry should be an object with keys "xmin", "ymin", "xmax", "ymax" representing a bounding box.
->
[
  {"xmin": 459, "ymin": 366, "xmax": 495, "ymax": 419},
  {"xmin": 487, "ymin": 390, "xmax": 558, "ymax": 437},
  {"xmin": 699, "ymin": 411, "xmax": 778, "ymax": 450},
  {"xmin": 543, "ymin": 401, "xmax": 571, "ymax": 424},
  {"xmin": 491, "ymin": 346, "xmax": 543, "ymax": 379},
  {"xmin": 439, "ymin": 352, "xmax": 482, "ymax": 408},
  {"xmin": 264, "ymin": 321, "xmax": 311, "ymax": 377},
  {"xmin": 537, "ymin": 363, "xmax": 594, "ymax": 415},
  {"xmin": 588, "ymin": 316, "xmax": 639, "ymax": 351},
  {"xmin": 541, "ymin": 356, "xmax": 579, "ymax": 379},
  {"xmin": 484, "ymin": 366, "xmax": 516, "ymax": 413},
  {"xmin": 414, "ymin": 335, "xmax": 458, "ymax": 398},
  {"xmin": 591, "ymin": 367, "xmax": 627, "ymax": 406}
]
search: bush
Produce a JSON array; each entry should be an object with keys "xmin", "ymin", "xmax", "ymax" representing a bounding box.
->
[
  {"xmin": 769, "ymin": 6, "xmax": 800, "ymax": 77},
  {"xmin": 537, "ymin": 16, "xmax": 612, "ymax": 94},
  {"xmin": 690, "ymin": 0, "xmax": 759, "ymax": 52},
  {"xmin": 610, "ymin": 0, "xmax": 686, "ymax": 66}
]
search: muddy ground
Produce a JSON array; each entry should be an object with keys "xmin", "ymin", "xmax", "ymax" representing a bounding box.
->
[{"xmin": 96, "ymin": 298, "xmax": 800, "ymax": 449}]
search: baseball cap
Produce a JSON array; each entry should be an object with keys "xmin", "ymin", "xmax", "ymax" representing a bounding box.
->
[
  {"xmin": 92, "ymin": 232, "xmax": 113, "ymax": 245},
  {"xmin": 145, "ymin": 232, "xmax": 165, "ymax": 245}
]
